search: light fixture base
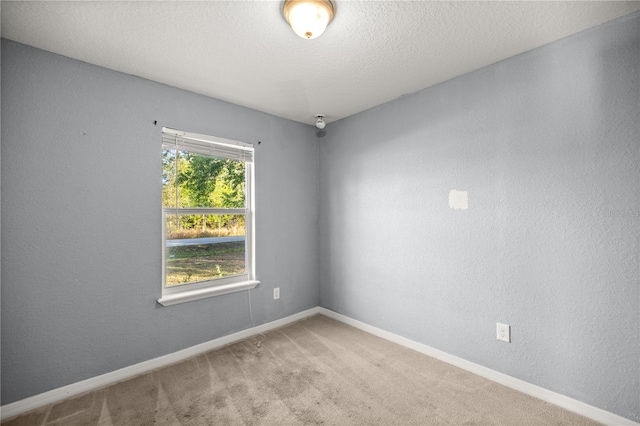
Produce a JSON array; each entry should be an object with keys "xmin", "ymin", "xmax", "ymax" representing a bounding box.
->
[
  {"xmin": 315, "ymin": 114, "xmax": 326, "ymax": 129},
  {"xmin": 283, "ymin": 0, "xmax": 335, "ymax": 40}
]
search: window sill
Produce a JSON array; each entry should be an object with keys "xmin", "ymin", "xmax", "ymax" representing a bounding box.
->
[{"xmin": 157, "ymin": 280, "xmax": 260, "ymax": 307}]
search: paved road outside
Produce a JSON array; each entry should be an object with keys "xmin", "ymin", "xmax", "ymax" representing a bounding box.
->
[{"xmin": 166, "ymin": 236, "xmax": 245, "ymax": 247}]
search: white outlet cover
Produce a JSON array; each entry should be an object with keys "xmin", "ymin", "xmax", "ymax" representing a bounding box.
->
[
  {"xmin": 274, "ymin": 287, "xmax": 280, "ymax": 300},
  {"xmin": 449, "ymin": 189, "xmax": 468, "ymax": 210},
  {"xmin": 497, "ymin": 323, "xmax": 510, "ymax": 343}
]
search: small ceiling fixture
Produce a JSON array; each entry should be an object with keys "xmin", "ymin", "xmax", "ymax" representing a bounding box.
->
[
  {"xmin": 315, "ymin": 114, "xmax": 326, "ymax": 129},
  {"xmin": 283, "ymin": 0, "xmax": 335, "ymax": 40}
]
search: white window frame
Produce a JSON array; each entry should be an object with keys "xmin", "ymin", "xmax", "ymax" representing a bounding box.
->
[{"xmin": 157, "ymin": 127, "xmax": 259, "ymax": 306}]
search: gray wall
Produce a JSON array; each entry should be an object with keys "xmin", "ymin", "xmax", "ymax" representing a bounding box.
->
[
  {"xmin": 1, "ymin": 39, "xmax": 319, "ymax": 405},
  {"xmin": 319, "ymin": 13, "xmax": 639, "ymax": 422}
]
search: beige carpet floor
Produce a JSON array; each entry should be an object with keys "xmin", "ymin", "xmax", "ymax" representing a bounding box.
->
[{"xmin": 3, "ymin": 315, "xmax": 600, "ymax": 425}]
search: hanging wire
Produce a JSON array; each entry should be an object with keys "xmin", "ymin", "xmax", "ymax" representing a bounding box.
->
[{"xmin": 247, "ymin": 289, "xmax": 266, "ymax": 347}]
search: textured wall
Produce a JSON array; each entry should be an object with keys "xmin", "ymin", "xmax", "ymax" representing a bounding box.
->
[
  {"xmin": 319, "ymin": 13, "xmax": 639, "ymax": 421},
  {"xmin": 1, "ymin": 39, "xmax": 319, "ymax": 405}
]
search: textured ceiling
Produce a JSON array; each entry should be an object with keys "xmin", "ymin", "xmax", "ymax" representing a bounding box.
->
[{"xmin": 2, "ymin": 1, "xmax": 639, "ymax": 126}]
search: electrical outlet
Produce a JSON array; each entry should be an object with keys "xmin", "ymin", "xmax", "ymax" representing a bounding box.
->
[
  {"xmin": 273, "ymin": 287, "xmax": 280, "ymax": 300},
  {"xmin": 496, "ymin": 323, "xmax": 510, "ymax": 343}
]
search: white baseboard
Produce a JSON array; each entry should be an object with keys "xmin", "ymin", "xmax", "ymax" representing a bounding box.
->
[
  {"xmin": 3, "ymin": 306, "xmax": 636, "ymax": 425},
  {"xmin": 0, "ymin": 307, "xmax": 320, "ymax": 421},
  {"xmin": 318, "ymin": 307, "xmax": 638, "ymax": 426}
]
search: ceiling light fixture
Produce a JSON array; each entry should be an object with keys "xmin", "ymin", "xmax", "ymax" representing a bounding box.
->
[{"xmin": 283, "ymin": 0, "xmax": 335, "ymax": 40}]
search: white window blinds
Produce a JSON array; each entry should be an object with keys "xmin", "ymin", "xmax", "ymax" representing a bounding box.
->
[{"xmin": 162, "ymin": 127, "xmax": 254, "ymax": 162}]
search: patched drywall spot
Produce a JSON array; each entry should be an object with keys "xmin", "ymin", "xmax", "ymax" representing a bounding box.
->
[{"xmin": 449, "ymin": 190, "xmax": 468, "ymax": 210}]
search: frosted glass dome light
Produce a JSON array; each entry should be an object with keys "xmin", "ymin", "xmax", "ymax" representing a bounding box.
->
[{"xmin": 283, "ymin": 0, "xmax": 335, "ymax": 40}]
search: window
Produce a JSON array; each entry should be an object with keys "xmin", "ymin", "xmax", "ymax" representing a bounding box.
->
[{"xmin": 158, "ymin": 127, "xmax": 258, "ymax": 306}]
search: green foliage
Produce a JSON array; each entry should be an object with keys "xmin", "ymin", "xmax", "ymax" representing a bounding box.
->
[
  {"xmin": 179, "ymin": 154, "xmax": 224, "ymax": 207},
  {"xmin": 163, "ymin": 149, "xmax": 246, "ymax": 233}
]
